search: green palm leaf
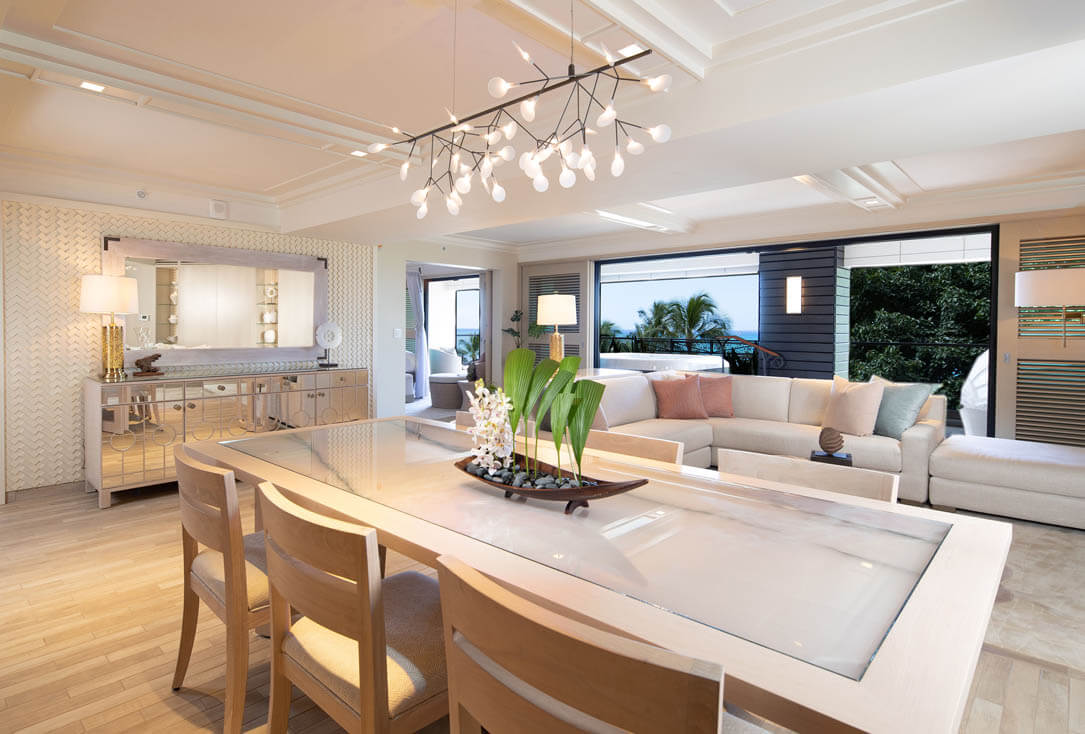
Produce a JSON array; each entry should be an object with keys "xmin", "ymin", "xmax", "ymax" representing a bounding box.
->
[
  {"xmin": 503, "ymin": 348, "xmax": 535, "ymax": 435},
  {"xmin": 549, "ymin": 392, "xmax": 574, "ymax": 475},
  {"xmin": 524, "ymin": 358, "xmax": 559, "ymax": 425},
  {"xmin": 568, "ymin": 380, "xmax": 606, "ymax": 481}
]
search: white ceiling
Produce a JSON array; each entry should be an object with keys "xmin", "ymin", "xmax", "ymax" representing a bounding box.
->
[{"xmin": 0, "ymin": 0, "xmax": 1083, "ymax": 248}]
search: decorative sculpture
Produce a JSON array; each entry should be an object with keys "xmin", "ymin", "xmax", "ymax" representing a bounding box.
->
[
  {"xmin": 818, "ymin": 427, "xmax": 845, "ymax": 454},
  {"xmin": 133, "ymin": 353, "xmax": 163, "ymax": 377}
]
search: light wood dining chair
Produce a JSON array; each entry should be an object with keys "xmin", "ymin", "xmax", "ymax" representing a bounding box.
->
[
  {"xmin": 436, "ymin": 555, "xmax": 768, "ymax": 734},
  {"xmin": 171, "ymin": 444, "xmax": 270, "ymax": 734},
  {"xmin": 717, "ymin": 448, "xmax": 899, "ymax": 502},
  {"xmin": 257, "ymin": 482, "xmax": 448, "ymax": 734}
]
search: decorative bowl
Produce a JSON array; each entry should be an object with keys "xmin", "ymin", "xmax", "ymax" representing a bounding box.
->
[{"xmin": 453, "ymin": 453, "xmax": 647, "ymax": 514}]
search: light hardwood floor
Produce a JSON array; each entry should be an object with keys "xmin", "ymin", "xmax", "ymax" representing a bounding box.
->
[{"xmin": 0, "ymin": 483, "xmax": 1081, "ymax": 733}]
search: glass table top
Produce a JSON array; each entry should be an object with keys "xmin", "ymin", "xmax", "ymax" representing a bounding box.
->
[{"xmin": 223, "ymin": 419, "xmax": 950, "ymax": 680}]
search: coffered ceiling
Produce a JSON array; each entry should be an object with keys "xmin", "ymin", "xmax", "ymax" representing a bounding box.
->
[{"xmin": 0, "ymin": 0, "xmax": 1083, "ymax": 249}]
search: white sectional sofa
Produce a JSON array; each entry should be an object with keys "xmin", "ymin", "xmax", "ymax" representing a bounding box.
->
[{"xmin": 594, "ymin": 372, "xmax": 947, "ymax": 503}]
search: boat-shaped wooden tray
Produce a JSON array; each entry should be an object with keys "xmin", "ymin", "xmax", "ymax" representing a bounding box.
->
[{"xmin": 453, "ymin": 453, "xmax": 647, "ymax": 514}]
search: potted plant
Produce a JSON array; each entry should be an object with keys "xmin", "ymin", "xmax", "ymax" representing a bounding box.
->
[{"xmin": 457, "ymin": 348, "xmax": 646, "ymax": 514}]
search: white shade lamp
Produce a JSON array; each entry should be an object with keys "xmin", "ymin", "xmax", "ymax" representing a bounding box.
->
[
  {"xmin": 537, "ymin": 294, "xmax": 577, "ymax": 361},
  {"xmin": 1015, "ymin": 269, "xmax": 1085, "ymax": 347},
  {"xmin": 80, "ymin": 274, "xmax": 139, "ymax": 382}
]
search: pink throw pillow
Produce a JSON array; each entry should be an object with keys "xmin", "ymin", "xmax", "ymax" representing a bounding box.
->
[
  {"xmin": 699, "ymin": 374, "xmax": 734, "ymax": 417},
  {"xmin": 650, "ymin": 375, "xmax": 709, "ymax": 420}
]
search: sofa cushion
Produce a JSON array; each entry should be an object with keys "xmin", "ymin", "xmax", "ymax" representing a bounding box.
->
[
  {"xmin": 870, "ymin": 375, "xmax": 936, "ymax": 440},
  {"xmin": 708, "ymin": 417, "xmax": 901, "ymax": 473},
  {"xmin": 788, "ymin": 379, "xmax": 832, "ymax": 426},
  {"xmin": 730, "ymin": 375, "xmax": 792, "ymax": 422},
  {"xmin": 930, "ymin": 436, "xmax": 1085, "ymax": 500},
  {"xmin": 822, "ymin": 376, "xmax": 884, "ymax": 437},
  {"xmin": 650, "ymin": 375, "xmax": 709, "ymax": 420},
  {"xmin": 610, "ymin": 419, "xmax": 713, "ymax": 453},
  {"xmin": 598, "ymin": 375, "xmax": 657, "ymax": 427},
  {"xmin": 698, "ymin": 374, "xmax": 734, "ymax": 418}
]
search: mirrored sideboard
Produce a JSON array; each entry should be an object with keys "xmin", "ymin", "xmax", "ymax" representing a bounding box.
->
[{"xmin": 83, "ymin": 367, "xmax": 368, "ymax": 508}]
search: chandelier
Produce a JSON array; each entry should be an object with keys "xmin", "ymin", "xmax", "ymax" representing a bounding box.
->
[{"xmin": 370, "ymin": 38, "xmax": 672, "ymax": 219}]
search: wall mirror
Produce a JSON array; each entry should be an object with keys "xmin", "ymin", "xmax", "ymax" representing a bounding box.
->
[{"xmin": 103, "ymin": 238, "xmax": 328, "ymax": 366}]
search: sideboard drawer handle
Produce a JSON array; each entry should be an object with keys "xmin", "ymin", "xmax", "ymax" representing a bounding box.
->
[
  {"xmin": 317, "ymin": 391, "xmax": 326, "ymax": 398},
  {"xmin": 217, "ymin": 385, "xmax": 226, "ymax": 391},
  {"xmin": 187, "ymin": 403, "xmax": 196, "ymax": 410},
  {"xmin": 173, "ymin": 404, "xmax": 182, "ymax": 411},
  {"xmin": 307, "ymin": 393, "xmax": 316, "ymax": 399}
]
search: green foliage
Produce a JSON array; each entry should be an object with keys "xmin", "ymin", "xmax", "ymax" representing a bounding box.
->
[
  {"xmin": 502, "ymin": 309, "xmax": 524, "ymax": 348},
  {"xmin": 633, "ymin": 293, "xmax": 731, "ymax": 340},
  {"xmin": 568, "ymin": 380, "xmax": 606, "ymax": 483},
  {"xmin": 549, "ymin": 392, "xmax": 574, "ymax": 475},
  {"xmin": 456, "ymin": 333, "xmax": 480, "ymax": 362},
  {"xmin": 503, "ymin": 348, "xmax": 536, "ymax": 436},
  {"xmin": 850, "ymin": 262, "xmax": 990, "ymax": 409}
]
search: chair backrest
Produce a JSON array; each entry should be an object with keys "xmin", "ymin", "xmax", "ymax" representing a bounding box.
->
[
  {"xmin": 174, "ymin": 444, "xmax": 243, "ymax": 555},
  {"xmin": 436, "ymin": 555, "xmax": 723, "ymax": 734},
  {"xmin": 514, "ymin": 419, "xmax": 683, "ymax": 466},
  {"xmin": 256, "ymin": 482, "xmax": 388, "ymax": 719},
  {"xmin": 717, "ymin": 448, "xmax": 899, "ymax": 502}
]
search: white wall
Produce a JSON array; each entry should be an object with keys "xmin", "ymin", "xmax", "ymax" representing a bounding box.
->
[
  {"xmin": 0, "ymin": 195, "xmax": 374, "ymax": 496},
  {"xmin": 374, "ymin": 240, "xmax": 518, "ymax": 417}
]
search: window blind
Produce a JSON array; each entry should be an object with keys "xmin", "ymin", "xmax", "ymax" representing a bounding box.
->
[{"xmin": 1017, "ymin": 235, "xmax": 1085, "ymax": 339}]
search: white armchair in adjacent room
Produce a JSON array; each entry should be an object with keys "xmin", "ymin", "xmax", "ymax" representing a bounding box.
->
[{"xmin": 429, "ymin": 347, "xmax": 466, "ymax": 409}]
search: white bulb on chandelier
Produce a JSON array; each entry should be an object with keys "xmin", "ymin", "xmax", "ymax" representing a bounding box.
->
[
  {"xmin": 645, "ymin": 74, "xmax": 672, "ymax": 93},
  {"xmin": 514, "ymin": 42, "xmax": 532, "ymax": 63},
  {"xmin": 596, "ymin": 104, "xmax": 617, "ymax": 128},
  {"xmin": 445, "ymin": 195, "xmax": 460, "ymax": 216},
  {"xmin": 491, "ymin": 180, "xmax": 506, "ymax": 202},
  {"xmin": 518, "ymin": 152, "xmax": 532, "ymax": 170},
  {"xmin": 450, "ymin": 189, "xmax": 463, "ymax": 206},
  {"xmin": 577, "ymin": 146, "xmax": 593, "ymax": 170},
  {"xmin": 524, "ymin": 158, "xmax": 541, "ymax": 179},
  {"xmin": 488, "ymin": 77, "xmax": 513, "ymax": 98},
  {"xmin": 536, "ymin": 146, "xmax": 553, "ymax": 163},
  {"xmin": 484, "ymin": 130, "xmax": 501, "ymax": 145},
  {"xmin": 648, "ymin": 124, "xmax": 672, "ymax": 143},
  {"xmin": 456, "ymin": 175, "xmax": 472, "ymax": 194},
  {"xmin": 559, "ymin": 165, "xmax": 576, "ymax": 189},
  {"xmin": 451, "ymin": 151, "xmax": 461, "ymax": 169},
  {"xmin": 498, "ymin": 145, "xmax": 516, "ymax": 162},
  {"xmin": 626, "ymin": 137, "xmax": 645, "ymax": 155},
  {"xmin": 452, "ymin": 122, "xmax": 472, "ymax": 133},
  {"xmin": 600, "ymin": 43, "xmax": 615, "ymax": 65},
  {"xmin": 611, "ymin": 152, "xmax": 625, "ymax": 177},
  {"xmin": 399, "ymin": 161, "xmax": 410, "ymax": 181},
  {"xmin": 565, "ymin": 149, "xmax": 580, "ymax": 169},
  {"xmin": 520, "ymin": 97, "xmax": 537, "ymax": 122},
  {"xmin": 480, "ymin": 156, "xmax": 493, "ymax": 178},
  {"xmin": 583, "ymin": 162, "xmax": 596, "ymax": 182},
  {"xmin": 409, "ymin": 187, "xmax": 429, "ymax": 206},
  {"xmin": 533, "ymin": 173, "xmax": 550, "ymax": 192},
  {"xmin": 501, "ymin": 121, "xmax": 517, "ymax": 140},
  {"xmin": 367, "ymin": 142, "xmax": 388, "ymax": 153},
  {"xmin": 416, "ymin": 201, "xmax": 428, "ymax": 219}
]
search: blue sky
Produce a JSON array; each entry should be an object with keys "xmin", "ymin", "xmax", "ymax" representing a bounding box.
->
[{"xmin": 600, "ymin": 274, "xmax": 759, "ymax": 335}]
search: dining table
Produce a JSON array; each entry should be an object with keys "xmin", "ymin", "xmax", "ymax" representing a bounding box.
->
[{"xmin": 189, "ymin": 416, "xmax": 1012, "ymax": 734}]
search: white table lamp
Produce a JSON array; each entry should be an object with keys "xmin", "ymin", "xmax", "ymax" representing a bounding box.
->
[
  {"xmin": 80, "ymin": 274, "xmax": 139, "ymax": 382},
  {"xmin": 1015, "ymin": 269, "xmax": 1085, "ymax": 347},
  {"xmin": 537, "ymin": 294, "xmax": 577, "ymax": 361}
]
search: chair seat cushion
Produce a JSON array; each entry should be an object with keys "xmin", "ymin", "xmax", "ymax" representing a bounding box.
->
[
  {"xmin": 190, "ymin": 532, "xmax": 269, "ymax": 611},
  {"xmin": 610, "ymin": 419, "xmax": 713, "ymax": 453},
  {"xmin": 281, "ymin": 571, "xmax": 447, "ymax": 719},
  {"xmin": 930, "ymin": 435, "xmax": 1085, "ymax": 499},
  {"xmin": 708, "ymin": 418, "xmax": 901, "ymax": 473}
]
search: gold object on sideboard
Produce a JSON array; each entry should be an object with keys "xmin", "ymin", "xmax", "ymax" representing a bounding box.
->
[
  {"xmin": 80, "ymin": 274, "xmax": 139, "ymax": 382},
  {"xmin": 102, "ymin": 320, "xmax": 126, "ymax": 382}
]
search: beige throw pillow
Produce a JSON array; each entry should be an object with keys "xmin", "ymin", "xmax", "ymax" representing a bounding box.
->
[{"xmin": 822, "ymin": 375, "xmax": 885, "ymax": 437}]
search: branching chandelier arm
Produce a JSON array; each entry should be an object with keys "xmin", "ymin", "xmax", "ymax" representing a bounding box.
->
[{"xmin": 375, "ymin": 22, "xmax": 672, "ymax": 219}]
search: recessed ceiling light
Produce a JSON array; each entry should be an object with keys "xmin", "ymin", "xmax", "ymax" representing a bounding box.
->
[
  {"xmin": 638, "ymin": 202, "xmax": 673, "ymax": 215},
  {"xmin": 80, "ymin": 81, "xmax": 105, "ymax": 92},
  {"xmin": 350, "ymin": 150, "xmax": 368, "ymax": 157},
  {"xmin": 595, "ymin": 209, "xmax": 668, "ymax": 232},
  {"xmin": 618, "ymin": 43, "xmax": 644, "ymax": 57}
]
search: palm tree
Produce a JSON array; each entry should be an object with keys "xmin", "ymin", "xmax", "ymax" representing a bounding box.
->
[
  {"xmin": 599, "ymin": 320, "xmax": 627, "ymax": 352},
  {"xmin": 456, "ymin": 333, "xmax": 480, "ymax": 363},
  {"xmin": 635, "ymin": 301, "xmax": 674, "ymax": 339},
  {"xmin": 666, "ymin": 293, "xmax": 732, "ymax": 340}
]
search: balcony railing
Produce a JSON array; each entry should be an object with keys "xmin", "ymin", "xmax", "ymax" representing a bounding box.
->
[{"xmin": 599, "ymin": 335, "xmax": 785, "ymax": 375}]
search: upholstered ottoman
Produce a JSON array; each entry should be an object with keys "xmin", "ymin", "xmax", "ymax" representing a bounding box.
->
[{"xmin": 929, "ymin": 435, "xmax": 1085, "ymax": 529}]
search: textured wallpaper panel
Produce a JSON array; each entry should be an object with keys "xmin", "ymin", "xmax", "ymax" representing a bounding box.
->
[{"xmin": 1, "ymin": 200, "xmax": 374, "ymax": 491}]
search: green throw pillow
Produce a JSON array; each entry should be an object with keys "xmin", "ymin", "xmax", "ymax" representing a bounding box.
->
[{"xmin": 869, "ymin": 375, "xmax": 938, "ymax": 440}]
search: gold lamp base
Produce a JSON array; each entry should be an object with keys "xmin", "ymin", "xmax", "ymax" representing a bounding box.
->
[
  {"xmin": 101, "ymin": 322, "xmax": 127, "ymax": 382},
  {"xmin": 549, "ymin": 331, "xmax": 565, "ymax": 361}
]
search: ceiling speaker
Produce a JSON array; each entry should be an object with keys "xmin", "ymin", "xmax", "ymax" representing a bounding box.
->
[{"xmin": 209, "ymin": 199, "xmax": 228, "ymax": 219}]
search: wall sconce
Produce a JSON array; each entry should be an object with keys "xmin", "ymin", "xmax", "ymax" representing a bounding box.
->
[{"xmin": 786, "ymin": 276, "xmax": 803, "ymax": 314}]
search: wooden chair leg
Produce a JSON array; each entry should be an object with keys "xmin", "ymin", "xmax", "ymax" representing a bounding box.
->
[
  {"xmin": 450, "ymin": 701, "xmax": 483, "ymax": 734},
  {"xmin": 379, "ymin": 544, "xmax": 388, "ymax": 579},
  {"xmin": 222, "ymin": 621, "xmax": 249, "ymax": 734},
  {"xmin": 171, "ymin": 580, "xmax": 199, "ymax": 690},
  {"xmin": 267, "ymin": 654, "xmax": 292, "ymax": 734}
]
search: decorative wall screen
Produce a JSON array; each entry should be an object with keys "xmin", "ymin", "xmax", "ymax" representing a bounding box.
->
[
  {"xmin": 1015, "ymin": 360, "xmax": 1085, "ymax": 447},
  {"xmin": 1017, "ymin": 235, "xmax": 1085, "ymax": 339}
]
